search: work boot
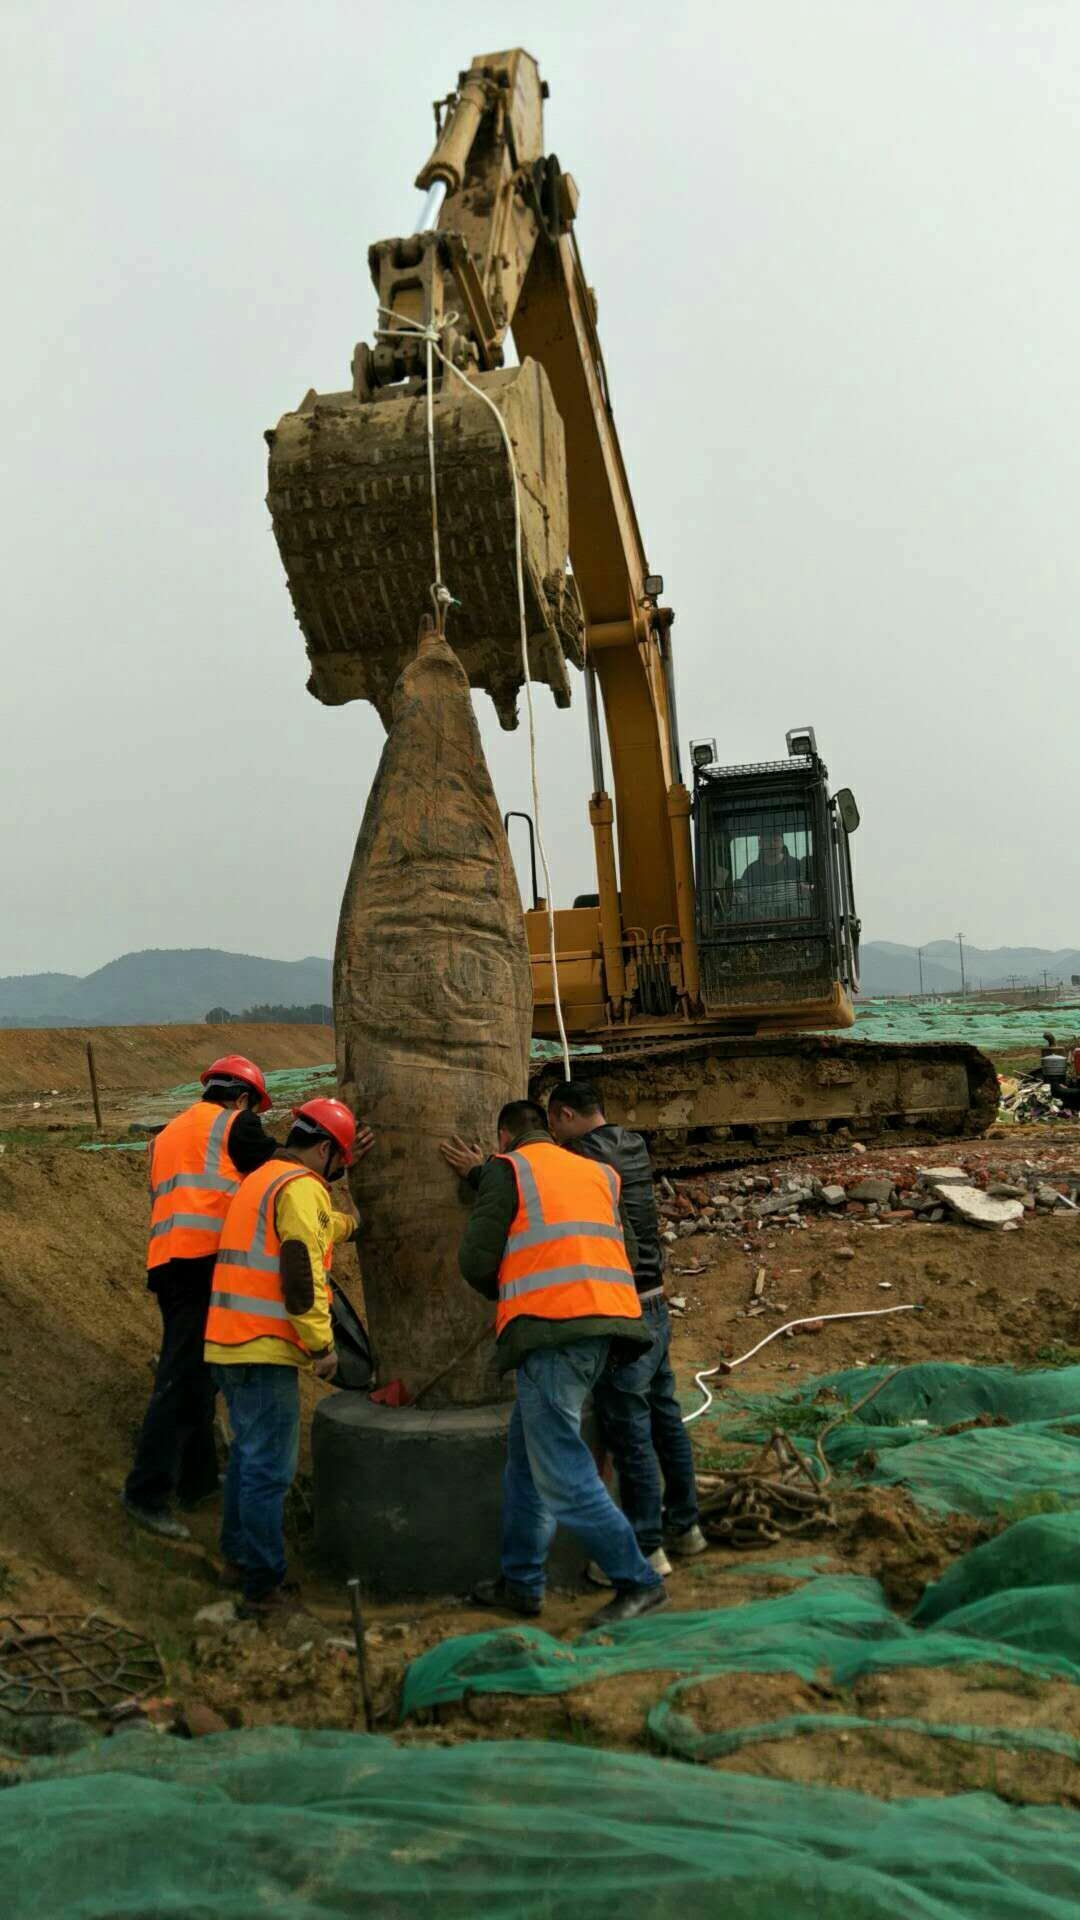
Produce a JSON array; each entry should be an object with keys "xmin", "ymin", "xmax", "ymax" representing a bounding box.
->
[
  {"xmin": 586, "ymin": 1545, "xmax": 672, "ymax": 1588},
  {"xmin": 237, "ymin": 1584, "xmax": 305, "ymax": 1623},
  {"xmin": 121, "ymin": 1493, "xmax": 191, "ymax": 1542},
  {"xmin": 667, "ymin": 1523, "xmax": 707, "ymax": 1558},
  {"xmin": 217, "ymin": 1560, "xmax": 245, "ymax": 1591},
  {"xmin": 470, "ymin": 1576, "xmax": 543, "ymax": 1619},
  {"xmin": 178, "ymin": 1475, "xmax": 226, "ymax": 1512},
  {"xmin": 589, "ymin": 1582, "xmax": 670, "ymax": 1627}
]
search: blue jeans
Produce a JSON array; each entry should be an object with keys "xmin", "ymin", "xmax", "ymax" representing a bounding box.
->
[
  {"xmin": 212, "ymin": 1364, "xmax": 300, "ymax": 1602},
  {"xmin": 501, "ymin": 1338, "xmax": 663, "ymax": 1600},
  {"xmin": 593, "ymin": 1297, "xmax": 700, "ymax": 1554}
]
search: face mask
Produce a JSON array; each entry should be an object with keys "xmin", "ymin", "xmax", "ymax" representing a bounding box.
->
[{"xmin": 324, "ymin": 1158, "xmax": 346, "ymax": 1185}]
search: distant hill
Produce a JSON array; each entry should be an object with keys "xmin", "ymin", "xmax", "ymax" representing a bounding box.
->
[
  {"xmin": 859, "ymin": 941, "xmax": 1080, "ymax": 998},
  {"xmin": 0, "ymin": 949, "xmax": 332, "ymax": 1028}
]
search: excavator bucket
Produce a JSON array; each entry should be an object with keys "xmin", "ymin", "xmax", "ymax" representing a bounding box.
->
[{"xmin": 265, "ymin": 359, "xmax": 584, "ymax": 729}]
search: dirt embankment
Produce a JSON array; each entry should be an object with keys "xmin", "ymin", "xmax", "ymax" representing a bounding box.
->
[
  {"xmin": 0, "ymin": 1022, "xmax": 333, "ymax": 1102},
  {"xmin": 2, "ymin": 1136, "xmax": 1080, "ymax": 1804}
]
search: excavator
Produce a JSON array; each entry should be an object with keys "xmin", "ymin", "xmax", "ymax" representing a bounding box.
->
[{"xmin": 266, "ymin": 47, "xmax": 997, "ymax": 1168}]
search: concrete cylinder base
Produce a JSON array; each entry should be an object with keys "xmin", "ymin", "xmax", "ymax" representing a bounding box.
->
[{"xmin": 313, "ymin": 1394, "xmax": 592, "ymax": 1598}]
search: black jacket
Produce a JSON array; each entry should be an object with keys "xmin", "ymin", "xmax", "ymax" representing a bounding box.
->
[
  {"xmin": 458, "ymin": 1129, "xmax": 650, "ymax": 1373},
  {"xmin": 567, "ymin": 1124, "xmax": 663, "ymax": 1297}
]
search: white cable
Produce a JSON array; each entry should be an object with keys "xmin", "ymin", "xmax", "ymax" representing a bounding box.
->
[
  {"xmin": 377, "ymin": 306, "xmax": 571, "ymax": 1077},
  {"xmin": 423, "ymin": 331, "xmax": 443, "ymax": 602},
  {"xmin": 682, "ymin": 1303, "xmax": 919, "ymax": 1426}
]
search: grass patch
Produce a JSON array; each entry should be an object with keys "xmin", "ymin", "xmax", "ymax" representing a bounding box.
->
[
  {"xmin": 1030, "ymin": 1343, "xmax": 1080, "ymax": 1370},
  {"xmin": 0, "ymin": 1127, "xmax": 97, "ymax": 1150}
]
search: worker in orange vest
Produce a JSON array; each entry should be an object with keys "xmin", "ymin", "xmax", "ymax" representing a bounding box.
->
[
  {"xmin": 441, "ymin": 1100, "xmax": 669, "ymax": 1626},
  {"xmin": 205, "ymin": 1097, "xmax": 374, "ymax": 1619},
  {"xmin": 122, "ymin": 1054, "xmax": 277, "ymax": 1540}
]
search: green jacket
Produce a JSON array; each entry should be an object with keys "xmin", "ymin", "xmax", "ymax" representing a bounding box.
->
[{"xmin": 459, "ymin": 1128, "xmax": 650, "ymax": 1373}]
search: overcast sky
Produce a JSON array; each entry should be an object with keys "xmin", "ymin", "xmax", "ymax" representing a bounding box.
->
[{"xmin": 4, "ymin": 0, "xmax": 1077, "ymax": 975}]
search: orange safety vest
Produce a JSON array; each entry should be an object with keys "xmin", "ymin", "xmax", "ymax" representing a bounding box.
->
[
  {"xmin": 146, "ymin": 1101, "xmax": 240, "ymax": 1269},
  {"xmin": 204, "ymin": 1157, "xmax": 329, "ymax": 1351},
  {"xmin": 494, "ymin": 1141, "xmax": 641, "ymax": 1338}
]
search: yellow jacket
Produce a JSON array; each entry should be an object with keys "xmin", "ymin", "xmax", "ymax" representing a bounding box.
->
[{"xmin": 205, "ymin": 1174, "xmax": 354, "ymax": 1369}]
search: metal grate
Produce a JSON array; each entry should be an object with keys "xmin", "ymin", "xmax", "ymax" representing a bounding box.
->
[
  {"xmin": 700, "ymin": 934, "xmax": 834, "ymax": 1008},
  {"xmin": 0, "ymin": 1614, "xmax": 163, "ymax": 1719}
]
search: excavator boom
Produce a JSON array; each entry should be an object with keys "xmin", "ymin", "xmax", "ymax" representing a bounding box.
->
[{"xmin": 266, "ymin": 47, "xmax": 996, "ymax": 1165}]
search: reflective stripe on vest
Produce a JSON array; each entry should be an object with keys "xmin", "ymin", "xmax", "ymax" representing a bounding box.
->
[
  {"xmin": 493, "ymin": 1142, "xmax": 640, "ymax": 1339},
  {"xmin": 205, "ymin": 1160, "xmax": 320, "ymax": 1350},
  {"xmin": 146, "ymin": 1104, "xmax": 239, "ymax": 1268}
]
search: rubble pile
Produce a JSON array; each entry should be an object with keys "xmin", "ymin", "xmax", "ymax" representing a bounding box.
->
[
  {"xmin": 657, "ymin": 1156, "xmax": 1080, "ymax": 1242},
  {"xmin": 998, "ymin": 1077, "xmax": 1075, "ymax": 1124}
]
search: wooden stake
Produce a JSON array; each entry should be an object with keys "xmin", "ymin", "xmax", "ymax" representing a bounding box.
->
[
  {"xmin": 347, "ymin": 1577, "xmax": 374, "ymax": 1731},
  {"xmin": 86, "ymin": 1041, "xmax": 103, "ymax": 1132}
]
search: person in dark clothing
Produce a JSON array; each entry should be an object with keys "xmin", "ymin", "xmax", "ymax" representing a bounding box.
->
[
  {"xmin": 735, "ymin": 830, "xmax": 809, "ymax": 921},
  {"xmin": 122, "ymin": 1055, "xmax": 279, "ymax": 1541},
  {"xmin": 440, "ymin": 1101, "xmax": 667, "ymax": 1626},
  {"xmin": 547, "ymin": 1079, "xmax": 704, "ymax": 1578}
]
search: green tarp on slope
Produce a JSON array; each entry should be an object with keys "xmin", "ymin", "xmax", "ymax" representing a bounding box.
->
[{"xmin": 5, "ymin": 1728, "xmax": 1080, "ymax": 1920}]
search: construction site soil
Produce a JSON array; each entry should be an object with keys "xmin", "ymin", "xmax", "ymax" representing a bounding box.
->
[{"xmin": 2, "ymin": 1035, "xmax": 1079, "ymax": 1809}]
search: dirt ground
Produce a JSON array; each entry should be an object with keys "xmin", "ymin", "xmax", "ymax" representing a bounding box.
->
[
  {"xmin": 0, "ymin": 1021, "xmax": 333, "ymax": 1133},
  {"xmin": 1, "ymin": 1060, "xmax": 1079, "ymax": 1804}
]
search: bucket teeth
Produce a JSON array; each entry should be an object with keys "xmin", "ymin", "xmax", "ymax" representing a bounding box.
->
[{"xmin": 266, "ymin": 360, "xmax": 583, "ymax": 729}]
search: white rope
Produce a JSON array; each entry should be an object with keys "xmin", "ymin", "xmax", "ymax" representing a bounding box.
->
[
  {"xmin": 423, "ymin": 330, "xmax": 443, "ymax": 605},
  {"xmin": 682, "ymin": 1303, "xmax": 919, "ymax": 1426},
  {"xmin": 377, "ymin": 306, "xmax": 571, "ymax": 1077}
]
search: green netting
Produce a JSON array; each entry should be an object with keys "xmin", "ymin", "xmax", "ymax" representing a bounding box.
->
[
  {"xmin": 850, "ymin": 995, "xmax": 1080, "ymax": 1049},
  {"xmin": 658, "ymin": 1707, "xmax": 1080, "ymax": 1767},
  {"xmin": 715, "ymin": 1362, "xmax": 1080, "ymax": 1517},
  {"xmin": 164, "ymin": 1064, "xmax": 336, "ymax": 1102},
  {"xmin": 402, "ymin": 1571, "xmax": 1080, "ymax": 1721},
  {"xmin": 401, "ymin": 1364, "xmax": 1080, "ymax": 1790},
  {"xmin": 915, "ymin": 1514, "xmax": 1080, "ymax": 1626},
  {"xmin": 6, "ymin": 1726, "xmax": 1080, "ymax": 1919}
]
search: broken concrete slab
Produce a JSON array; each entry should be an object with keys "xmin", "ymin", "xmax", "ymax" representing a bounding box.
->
[
  {"xmin": 193, "ymin": 1601, "xmax": 237, "ymax": 1633},
  {"xmin": 918, "ymin": 1167, "xmax": 969, "ymax": 1189},
  {"xmin": 846, "ymin": 1178, "xmax": 895, "ymax": 1206},
  {"xmin": 936, "ymin": 1185, "xmax": 1025, "ymax": 1230},
  {"xmin": 819, "ymin": 1184, "xmax": 847, "ymax": 1208}
]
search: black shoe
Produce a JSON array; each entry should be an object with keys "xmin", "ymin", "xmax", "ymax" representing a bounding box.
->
[
  {"xmin": 470, "ymin": 1576, "xmax": 543, "ymax": 1618},
  {"xmin": 589, "ymin": 1582, "xmax": 670, "ymax": 1627},
  {"xmin": 121, "ymin": 1493, "xmax": 191, "ymax": 1541},
  {"xmin": 178, "ymin": 1475, "xmax": 225, "ymax": 1513}
]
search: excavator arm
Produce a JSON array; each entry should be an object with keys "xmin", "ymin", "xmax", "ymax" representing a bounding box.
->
[
  {"xmin": 266, "ymin": 44, "xmax": 999, "ymax": 1163},
  {"xmin": 267, "ymin": 48, "xmax": 699, "ymax": 1032}
]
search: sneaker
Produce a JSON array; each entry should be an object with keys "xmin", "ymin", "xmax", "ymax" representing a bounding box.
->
[
  {"xmin": 470, "ymin": 1576, "xmax": 543, "ymax": 1618},
  {"xmin": 589, "ymin": 1582, "xmax": 671, "ymax": 1627},
  {"xmin": 121, "ymin": 1493, "xmax": 191, "ymax": 1541},
  {"xmin": 587, "ymin": 1546, "xmax": 671, "ymax": 1588},
  {"xmin": 667, "ymin": 1523, "xmax": 707, "ymax": 1558}
]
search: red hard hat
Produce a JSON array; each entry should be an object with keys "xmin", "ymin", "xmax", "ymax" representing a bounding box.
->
[
  {"xmin": 201, "ymin": 1054, "xmax": 272, "ymax": 1114},
  {"xmin": 291, "ymin": 1097, "xmax": 356, "ymax": 1165}
]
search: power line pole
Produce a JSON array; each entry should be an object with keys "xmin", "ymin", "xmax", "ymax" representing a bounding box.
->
[
  {"xmin": 917, "ymin": 947, "xmax": 924, "ymax": 995},
  {"xmin": 957, "ymin": 932, "xmax": 967, "ymax": 996}
]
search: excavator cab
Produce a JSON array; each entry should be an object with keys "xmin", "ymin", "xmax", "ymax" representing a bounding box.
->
[{"xmin": 690, "ymin": 728, "xmax": 861, "ymax": 1027}]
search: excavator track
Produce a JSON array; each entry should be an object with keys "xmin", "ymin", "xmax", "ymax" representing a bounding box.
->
[{"xmin": 531, "ymin": 1035, "xmax": 1000, "ymax": 1173}]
